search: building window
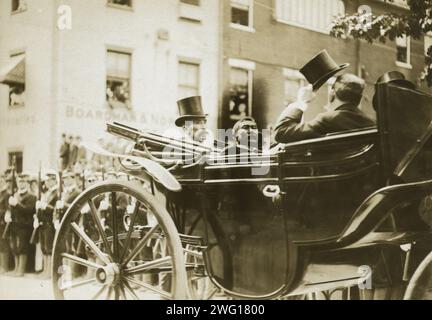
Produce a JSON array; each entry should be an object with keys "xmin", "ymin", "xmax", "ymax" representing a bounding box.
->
[
  {"xmin": 178, "ymin": 61, "xmax": 200, "ymax": 99},
  {"xmin": 11, "ymin": 0, "xmax": 27, "ymax": 13},
  {"xmin": 228, "ymin": 59, "xmax": 255, "ymax": 121},
  {"xmin": 106, "ymin": 50, "xmax": 131, "ymax": 110},
  {"xmin": 283, "ymin": 68, "xmax": 305, "ymax": 106},
  {"xmin": 107, "ymin": 0, "xmax": 132, "ymax": 8},
  {"xmin": 8, "ymin": 151, "xmax": 23, "ymax": 173},
  {"xmin": 179, "ymin": 0, "xmax": 202, "ymax": 22},
  {"xmin": 396, "ymin": 34, "xmax": 411, "ymax": 68},
  {"xmin": 379, "ymin": 0, "xmax": 409, "ymax": 9},
  {"xmin": 275, "ymin": 0, "xmax": 345, "ymax": 34},
  {"xmin": 9, "ymin": 82, "xmax": 25, "ymax": 108},
  {"xmin": 180, "ymin": 0, "xmax": 200, "ymax": 6},
  {"xmin": 0, "ymin": 53, "xmax": 26, "ymax": 108},
  {"xmin": 326, "ymin": 77, "xmax": 337, "ymax": 105},
  {"xmin": 230, "ymin": 0, "xmax": 254, "ymax": 31},
  {"xmin": 425, "ymin": 34, "xmax": 432, "ymax": 57}
]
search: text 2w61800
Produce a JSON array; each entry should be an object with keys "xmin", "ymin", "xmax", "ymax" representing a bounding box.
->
[{"xmin": 210, "ymin": 304, "xmax": 264, "ymax": 315}]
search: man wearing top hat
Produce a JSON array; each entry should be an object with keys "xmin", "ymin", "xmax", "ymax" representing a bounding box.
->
[
  {"xmin": 6, "ymin": 173, "xmax": 37, "ymax": 277},
  {"xmin": 274, "ymin": 50, "xmax": 375, "ymax": 143},
  {"xmin": 175, "ymin": 96, "xmax": 214, "ymax": 149}
]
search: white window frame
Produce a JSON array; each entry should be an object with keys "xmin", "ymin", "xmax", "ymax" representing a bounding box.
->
[
  {"xmin": 179, "ymin": 0, "xmax": 202, "ymax": 22},
  {"xmin": 228, "ymin": 58, "xmax": 255, "ymax": 117},
  {"xmin": 395, "ymin": 35, "xmax": 412, "ymax": 69},
  {"xmin": 274, "ymin": 0, "xmax": 345, "ymax": 35},
  {"xmin": 425, "ymin": 32, "xmax": 432, "ymax": 56},
  {"xmin": 177, "ymin": 58, "xmax": 201, "ymax": 99},
  {"xmin": 326, "ymin": 76, "xmax": 337, "ymax": 105},
  {"xmin": 107, "ymin": 0, "xmax": 133, "ymax": 11},
  {"xmin": 180, "ymin": 0, "xmax": 200, "ymax": 6},
  {"xmin": 7, "ymin": 148, "xmax": 24, "ymax": 173},
  {"xmin": 282, "ymin": 68, "xmax": 305, "ymax": 106},
  {"xmin": 379, "ymin": 0, "xmax": 409, "ymax": 9},
  {"xmin": 11, "ymin": 0, "xmax": 27, "ymax": 14},
  {"xmin": 7, "ymin": 52, "xmax": 26, "ymax": 109},
  {"xmin": 230, "ymin": 0, "xmax": 255, "ymax": 33},
  {"xmin": 106, "ymin": 49, "xmax": 133, "ymax": 109}
]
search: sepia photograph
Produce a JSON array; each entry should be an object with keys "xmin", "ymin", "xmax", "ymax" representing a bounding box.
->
[{"xmin": 1, "ymin": 0, "xmax": 432, "ymax": 303}]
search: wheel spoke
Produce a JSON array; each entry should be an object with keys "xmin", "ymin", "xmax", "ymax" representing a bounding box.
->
[
  {"xmin": 124, "ymin": 256, "xmax": 172, "ymax": 275},
  {"xmin": 120, "ymin": 202, "xmax": 141, "ymax": 263},
  {"xmin": 111, "ymin": 193, "xmax": 119, "ymax": 262},
  {"xmin": 106, "ymin": 286, "xmax": 113, "ymax": 300},
  {"xmin": 60, "ymin": 277, "xmax": 97, "ymax": 291},
  {"xmin": 114, "ymin": 286, "xmax": 120, "ymax": 300},
  {"xmin": 187, "ymin": 213, "xmax": 202, "ymax": 236},
  {"xmin": 61, "ymin": 253, "xmax": 103, "ymax": 270},
  {"xmin": 88, "ymin": 199, "xmax": 114, "ymax": 260},
  {"xmin": 204, "ymin": 287, "xmax": 218, "ymax": 300},
  {"xmin": 122, "ymin": 225, "xmax": 159, "ymax": 267},
  {"xmin": 91, "ymin": 285, "xmax": 107, "ymax": 300},
  {"xmin": 124, "ymin": 276, "xmax": 172, "ymax": 300},
  {"xmin": 71, "ymin": 222, "xmax": 110, "ymax": 265},
  {"xmin": 118, "ymin": 283, "xmax": 127, "ymax": 300},
  {"xmin": 122, "ymin": 279, "xmax": 140, "ymax": 300}
]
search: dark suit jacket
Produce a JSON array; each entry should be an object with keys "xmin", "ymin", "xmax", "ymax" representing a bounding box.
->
[{"xmin": 274, "ymin": 103, "xmax": 376, "ymax": 143}]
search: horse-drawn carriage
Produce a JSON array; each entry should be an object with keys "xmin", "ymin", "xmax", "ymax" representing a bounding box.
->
[{"xmin": 51, "ymin": 82, "xmax": 432, "ymax": 300}]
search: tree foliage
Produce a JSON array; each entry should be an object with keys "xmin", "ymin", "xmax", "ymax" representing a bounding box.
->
[{"xmin": 330, "ymin": 0, "xmax": 432, "ymax": 85}]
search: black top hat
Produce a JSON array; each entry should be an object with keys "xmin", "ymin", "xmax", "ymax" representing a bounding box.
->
[
  {"xmin": 372, "ymin": 71, "xmax": 416, "ymax": 110},
  {"xmin": 300, "ymin": 50, "xmax": 349, "ymax": 91},
  {"xmin": 175, "ymin": 96, "xmax": 208, "ymax": 127}
]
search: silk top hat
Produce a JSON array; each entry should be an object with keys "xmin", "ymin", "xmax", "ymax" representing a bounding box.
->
[
  {"xmin": 300, "ymin": 50, "xmax": 349, "ymax": 91},
  {"xmin": 372, "ymin": 71, "xmax": 415, "ymax": 110},
  {"xmin": 175, "ymin": 96, "xmax": 208, "ymax": 127}
]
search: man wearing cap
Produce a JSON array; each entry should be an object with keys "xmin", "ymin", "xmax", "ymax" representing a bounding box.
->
[
  {"xmin": 0, "ymin": 172, "xmax": 12, "ymax": 273},
  {"xmin": 54, "ymin": 171, "xmax": 80, "ymax": 255},
  {"xmin": 274, "ymin": 50, "xmax": 375, "ymax": 143},
  {"xmin": 35, "ymin": 170, "xmax": 58, "ymax": 279},
  {"xmin": 59, "ymin": 133, "xmax": 70, "ymax": 171},
  {"xmin": 7, "ymin": 173, "xmax": 37, "ymax": 277}
]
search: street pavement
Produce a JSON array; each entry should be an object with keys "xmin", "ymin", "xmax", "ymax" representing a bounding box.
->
[{"xmin": 0, "ymin": 274, "xmax": 54, "ymax": 300}]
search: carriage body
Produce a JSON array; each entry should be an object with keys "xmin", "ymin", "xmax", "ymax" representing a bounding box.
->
[{"xmin": 52, "ymin": 83, "xmax": 432, "ymax": 300}]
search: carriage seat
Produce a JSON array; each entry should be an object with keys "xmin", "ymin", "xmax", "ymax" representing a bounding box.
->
[{"xmin": 279, "ymin": 127, "xmax": 378, "ymax": 182}]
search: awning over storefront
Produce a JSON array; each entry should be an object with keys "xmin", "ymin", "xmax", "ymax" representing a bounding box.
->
[{"xmin": 0, "ymin": 55, "xmax": 25, "ymax": 85}]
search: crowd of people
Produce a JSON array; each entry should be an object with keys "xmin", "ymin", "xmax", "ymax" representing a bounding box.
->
[{"xmin": 0, "ymin": 165, "xmax": 145, "ymax": 279}]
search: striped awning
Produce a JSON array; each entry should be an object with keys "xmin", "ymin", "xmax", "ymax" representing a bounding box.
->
[{"xmin": 0, "ymin": 55, "xmax": 25, "ymax": 85}]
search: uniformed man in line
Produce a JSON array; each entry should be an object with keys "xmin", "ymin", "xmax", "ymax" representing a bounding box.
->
[
  {"xmin": 34, "ymin": 170, "xmax": 58, "ymax": 279},
  {"xmin": 77, "ymin": 171, "xmax": 100, "ymax": 279},
  {"xmin": 98, "ymin": 170, "xmax": 128, "ymax": 236},
  {"xmin": 0, "ymin": 171, "xmax": 12, "ymax": 273},
  {"xmin": 54, "ymin": 171, "xmax": 80, "ymax": 253},
  {"xmin": 29, "ymin": 175, "xmax": 38, "ymax": 196},
  {"xmin": 6, "ymin": 173, "xmax": 37, "ymax": 277}
]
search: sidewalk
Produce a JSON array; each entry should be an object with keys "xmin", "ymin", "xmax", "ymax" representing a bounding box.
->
[{"xmin": 0, "ymin": 274, "xmax": 53, "ymax": 300}]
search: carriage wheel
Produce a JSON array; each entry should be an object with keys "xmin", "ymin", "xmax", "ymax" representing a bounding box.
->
[
  {"xmin": 51, "ymin": 181, "xmax": 188, "ymax": 300},
  {"xmin": 167, "ymin": 201, "xmax": 222, "ymax": 300},
  {"xmin": 404, "ymin": 251, "xmax": 432, "ymax": 300}
]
